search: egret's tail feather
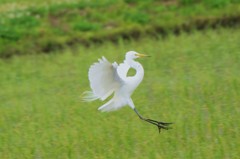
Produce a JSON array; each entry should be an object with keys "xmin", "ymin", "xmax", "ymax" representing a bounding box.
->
[
  {"xmin": 98, "ymin": 99, "xmax": 118, "ymax": 112},
  {"xmin": 82, "ymin": 91, "xmax": 98, "ymax": 102}
]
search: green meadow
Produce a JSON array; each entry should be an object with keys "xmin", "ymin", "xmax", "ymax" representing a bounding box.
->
[
  {"xmin": 0, "ymin": 28, "xmax": 240, "ymax": 158},
  {"xmin": 1, "ymin": 0, "xmax": 240, "ymax": 158},
  {"xmin": 1, "ymin": 0, "xmax": 240, "ymax": 57}
]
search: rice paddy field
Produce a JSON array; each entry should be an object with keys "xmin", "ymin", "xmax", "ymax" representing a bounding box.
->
[
  {"xmin": 0, "ymin": 27, "xmax": 240, "ymax": 158},
  {"xmin": 1, "ymin": 0, "xmax": 240, "ymax": 57},
  {"xmin": 1, "ymin": 0, "xmax": 240, "ymax": 158}
]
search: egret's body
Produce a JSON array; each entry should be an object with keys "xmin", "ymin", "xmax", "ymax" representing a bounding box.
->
[{"xmin": 83, "ymin": 51, "xmax": 172, "ymax": 132}]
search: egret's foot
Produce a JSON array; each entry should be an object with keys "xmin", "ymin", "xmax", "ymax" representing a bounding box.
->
[
  {"xmin": 144, "ymin": 118, "xmax": 173, "ymax": 133},
  {"xmin": 133, "ymin": 108, "xmax": 173, "ymax": 133}
]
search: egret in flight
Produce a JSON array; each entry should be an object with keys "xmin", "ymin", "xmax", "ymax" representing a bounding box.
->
[{"xmin": 83, "ymin": 51, "xmax": 172, "ymax": 132}]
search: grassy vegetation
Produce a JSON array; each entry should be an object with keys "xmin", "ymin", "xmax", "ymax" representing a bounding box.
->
[
  {"xmin": 0, "ymin": 27, "xmax": 239, "ymax": 158},
  {"xmin": 1, "ymin": 0, "xmax": 240, "ymax": 57}
]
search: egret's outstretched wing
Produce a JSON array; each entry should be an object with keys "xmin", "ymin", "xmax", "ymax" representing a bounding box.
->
[{"xmin": 84, "ymin": 57, "xmax": 123, "ymax": 101}]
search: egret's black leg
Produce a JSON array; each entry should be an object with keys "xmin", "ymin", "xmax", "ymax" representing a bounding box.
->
[{"xmin": 134, "ymin": 108, "xmax": 173, "ymax": 133}]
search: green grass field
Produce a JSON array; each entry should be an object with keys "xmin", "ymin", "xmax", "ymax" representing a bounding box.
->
[
  {"xmin": 0, "ymin": 28, "xmax": 239, "ymax": 158},
  {"xmin": 1, "ymin": 0, "xmax": 240, "ymax": 57}
]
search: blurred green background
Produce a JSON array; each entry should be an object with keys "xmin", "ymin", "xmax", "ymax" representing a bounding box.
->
[{"xmin": 0, "ymin": 0, "xmax": 240, "ymax": 158}]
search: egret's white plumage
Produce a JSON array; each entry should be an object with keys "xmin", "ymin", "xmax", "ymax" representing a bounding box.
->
[
  {"xmin": 83, "ymin": 51, "xmax": 145, "ymax": 112},
  {"xmin": 83, "ymin": 51, "xmax": 172, "ymax": 132}
]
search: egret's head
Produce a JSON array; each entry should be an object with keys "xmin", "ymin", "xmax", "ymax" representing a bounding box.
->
[{"xmin": 125, "ymin": 51, "xmax": 149, "ymax": 60}]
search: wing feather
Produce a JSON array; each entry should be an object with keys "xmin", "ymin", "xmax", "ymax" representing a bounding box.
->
[
  {"xmin": 117, "ymin": 60, "xmax": 130, "ymax": 80},
  {"xmin": 87, "ymin": 56, "xmax": 122, "ymax": 101}
]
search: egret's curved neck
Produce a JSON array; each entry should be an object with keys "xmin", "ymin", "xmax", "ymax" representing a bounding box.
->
[{"xmin": 126, "ymin": 59, "xmax": 144, "ymax": 83}]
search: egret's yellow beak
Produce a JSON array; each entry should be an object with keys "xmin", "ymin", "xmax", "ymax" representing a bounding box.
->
[{"xmin": 137, "ymin": 53, "xmax": 150, "ymax": 58}]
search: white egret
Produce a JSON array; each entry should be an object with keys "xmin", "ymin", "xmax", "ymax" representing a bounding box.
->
[{"xmin": 83, "ymin": 51, "xmax": 172, "ymax": 132}]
